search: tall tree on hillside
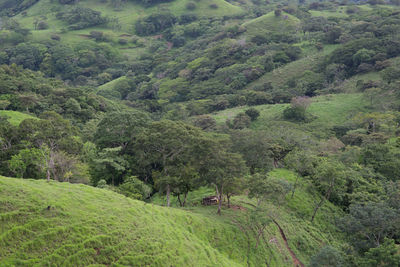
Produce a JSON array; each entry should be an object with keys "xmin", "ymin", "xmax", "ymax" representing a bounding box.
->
[
  {"xmin": 201, "ymin": 147, "xmax": 247, "ymax": 215},
  {"xmin": 311, "ymin": 159, "xmax": 346, "ymax": 223},
  {"xmin": 135, "ymin": 120, "xmax": 205, "ymax": 207},
  {"xmin": 95, "ymin": 110, "xmax": 151, "ymax": 150}
]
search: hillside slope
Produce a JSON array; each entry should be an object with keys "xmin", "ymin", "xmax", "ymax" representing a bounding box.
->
[
  {"xmin": 243, "ymin": 11, "xmax": 300, "ymax": 38},
  {"xmin": 0, "ymin": 177, "xmax": 248, "ymax": 266},
  {"xmin": 0, "ymin": 174, "xmax": 345, "ymax": 266}
]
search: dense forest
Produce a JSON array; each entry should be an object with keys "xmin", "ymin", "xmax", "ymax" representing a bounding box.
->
[{"xmin": 1, "ymin": 0, "xmax": 400, "ymax": 266}]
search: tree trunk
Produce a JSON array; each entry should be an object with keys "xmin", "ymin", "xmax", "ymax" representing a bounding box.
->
[
  {"xmin": 177, "ymin": 194, "xmax": 182, "ymax": 207},
  {"xmin": 217, "ymin": 194, "xmax": 222, "ymax": 215},
  {"xmin": 182, "ymin": 192, "xmax": 188, "ymax": 207},
  {"xmin": 166, "ymin": 184, "xmax": 171, "ymax": 207},
  {"xmin": 227, "ymin": 194, "xmax": 231, "ymax": 208},
  {"xmin": 311, "ymin": 197, "xmax": 325, "ymax": 223},
  {"xmin": 217, "ymin": 185, "xmax": 223, "ymax": 215},
  {"xmin": 273, "ymin": 159, "xmax": 278, "ymax": 168},
  {"xmin": 311, "ymin": 183, "xmax": 334, "ymax": 223},
  {"xmin": 291, "ymin": 176, "xmax": 299, "ymax": 198},
  {"xmin": 46, "ymin": 169, "xmax": 51, "ymax": 182}
]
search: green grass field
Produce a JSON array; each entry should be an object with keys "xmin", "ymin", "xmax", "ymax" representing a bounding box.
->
[
  {"xmin": 0, "ymin": 111, "xmax": 37, "ymax": 126},
  {"xmin": 0, "ymin": 170, "xmax": 345, "ymax": 266},
  {"xmin": 243, "ymin": 11, "xmax": 300, "ymax": 38},
  {"xmin": 13, "ymin": 0, "xmax": 243, "ymax": 60},
  {"xmin": 247, "ymin": 44, "xmax": 338, "ymax": 91},
  {"xmin": 213, "ymin": 93, "xmax": 368, "ymax": 138}
]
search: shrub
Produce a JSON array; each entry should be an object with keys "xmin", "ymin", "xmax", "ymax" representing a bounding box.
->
[
  {"xmin": 186, "ymin": 2, "xmax": 196, "ymax": 10},
  {"xmin": 118, "ymin": 39, "xmax": 128, "ymax": 45},
  {"xmin": 135, "ymin": 12, "xmax": 177, "ymax": 36},
  {"xmin": 283, "ymin": 96, "xmax": 312, "ymax": 122},
  {"xmin": 90, "ymin": 31, "xmax": 104, "ymax": 41},
  {"xmin": 118, "ymin": 176, "xmax": 152, "ymax": 200},
  {"xmin": 37, "ymin": 21, "xmax": 49, "ymax": 30},
  {"xmin": 51, "ymin": 34, "xmax": 61, "ymax": 41},
  {"xmin": 230, "ymin": 113, "xmax": 251, "ymax": 129},
  {"xmin": 274, "ymin": 9, "xmax": 282, "ymax": 16},
  {"xmin": 56, "ymin": 7, "xmax": 107, "ymax": 30},
  {"xmin": 245, "ymin": 108, "xmax": 260, "ymax": 121},
  {"xmin": 193, "ymin": 115, "xmax": 216, "ymax": 131},
  {"xmin": 310, "ymin": 246, "xmax": 343, "ymax": 267}
]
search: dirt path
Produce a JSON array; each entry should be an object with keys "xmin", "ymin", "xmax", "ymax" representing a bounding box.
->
[{"xmin": 272, "ymin": 219, "xmax": 305, "ymax": 267}]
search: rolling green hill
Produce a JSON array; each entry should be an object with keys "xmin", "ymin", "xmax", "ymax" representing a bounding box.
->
[
  {"xmin": 0, "ymin": 172, "xmax": 345, "ymax": 266},
  {"xmin": 243, "ymin": 11, "xmax": 300, "ymax": 38},
  {"xmin": 14, "ymin": 0, "xmax": 243, "ymax": 38},
  {"xmin": 213, "ymin": 93, "xmax": 368, "ymax": 139}
]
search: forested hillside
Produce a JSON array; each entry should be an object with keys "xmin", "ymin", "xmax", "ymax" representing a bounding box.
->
[{"xmin": 1, "ymin": 0, "xmax": 400, "ymax": 266}]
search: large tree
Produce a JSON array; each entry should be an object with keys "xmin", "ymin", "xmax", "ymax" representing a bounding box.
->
[
  {"xmin": 201, "ymin": 145, "xmax": 247, "ymax": 214},
  {"xmin": 134, "ymin": 120, "xmax": 205, "ymax": 207},
  {"xmin": 95, "ymin": 110, "xmax": 151, "ymax": 150},
  {"xmin": 310, "ymin": 159, "xmax": 346, "ymax": 223}
]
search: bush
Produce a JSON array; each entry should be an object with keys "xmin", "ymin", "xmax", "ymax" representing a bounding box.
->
[
  {"xmin": 245, "ymin": 108, "xmax": 260, "ymax": 121},
  {"xmin": 37, "ymin": 21, "xmax": 49, "ymax": 30},
  {"xmin": 97, "ymin": 179, "xmax": 108, "ymax": 188},
  {"xmin": 135, "ymin": 12, "xmax": 177, "ymax": 36},
  {"xmin": 193, "ymin": 115, "xmax": 217, "ymax": 131},
  {"xmin": 90, "ymin": 31, "xmax": 104, "ymax": 41},
  {"xmin": 274, "ymin": 9, "xmax": 282, "ymax": 16},
  {"xmin": 186, "ymin": 2, "xmax": 196, "ymax": 10},
  {"xmin": 56, "ymin": 7, "xmax": 107, "ymax": 30},
  {"xmin": 118, "ymin": 38, "xmax": 128, "ymax": 45},
  {"xmin": 283, "ymin": 97, "xmax": 312, "ymax": 122},
  {"xmin": 310, "ymin": 246, "xmax": 343, "ymax": 267},
  {"xmin": 51, "ymin": 34, "xmax": 61, "ymax": 41},
  {"xmin": 118, "ymin": 176, "xmax": 152, "ymax": 200},
  {"xmin": 229, "ymin": 113, "xmax": 251, "ymax": 129}
]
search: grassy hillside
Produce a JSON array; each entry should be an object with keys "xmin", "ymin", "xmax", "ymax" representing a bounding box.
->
[
  {"xmin": 247, "ymin": 44, "xmax": 338, "ymax": 91},
  {"xmin": 243, "ymin": 11, "xmax": 300, "ymax": 38},
  {"xmin": 0, "ymin": 172, "xmax": 345, "ymax": 266},
  {"xmin": 213, "ymin": 93, "xmax": 367, "ymax": 138},
  {"xmin": 15, "ymin": 0, "xmax": 243, "ymax": 35},
  {"xmin": 10, "ymin": 0, "xmax": 242, "ymax": 59},
  {"xmin": 0, "ymin": 176, "xmax": 248, "ymax": 266},
  {"xmin": 0, "ymin": 110, "xmax": 37, "ymax": 126}
]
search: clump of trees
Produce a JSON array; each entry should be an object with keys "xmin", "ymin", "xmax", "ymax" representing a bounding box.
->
[
  {"xmin": 283, "ymin": 96, "xmax": 312, "ymax": 121},
  {"xmin": 135, "ymin": 12, "xmax": 177, "ymax": 36},
  {"xmin": 56, "ymin": 6, "xmax": 108, "ymax": 30}
]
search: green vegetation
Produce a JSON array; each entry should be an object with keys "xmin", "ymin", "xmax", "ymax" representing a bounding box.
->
[
  {"xmin": 0, "ymin": 176, "xmax": 247, "ymax": 266},
  {"xmin": 0, "ymin": 170, "xmax": 346, "ymax": 266},
  {"xmin": 0, "ymin": 110, "xmax": 37, "ymax": 126},
  {"xmin": 1, "ymin": 0, "xmax": 400, "ymax": 265},
  {"xmin": 243, "ymin": 11, "xmax": 300, "ymax": 38}
]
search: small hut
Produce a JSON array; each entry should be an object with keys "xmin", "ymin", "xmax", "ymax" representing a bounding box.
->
[{"xmin": 202, "ymin": 196, "xmax": 219, "ymax": 206}]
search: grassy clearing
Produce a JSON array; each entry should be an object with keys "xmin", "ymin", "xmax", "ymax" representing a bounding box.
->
[
  {"xmin": 0, "ymin": 110, "xmax": 37, "ymax": 126},
  {"xmin": 96, "ymin": 76, "xmax": 127, "ymax": 93},
  {"xmin": 339, "ymin": 71, "xmax": 382, "ymax": 93},
  {"xmin": 243, "ymin": 11, "xmax": 300, "ymax": 38},
  {"xmin": 213, "ymin": 93, "xmax": 368, "ymax": 138},
  {"xmin": 247, "ymin": 44, "xmax": 338, "ymax": 91}
]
